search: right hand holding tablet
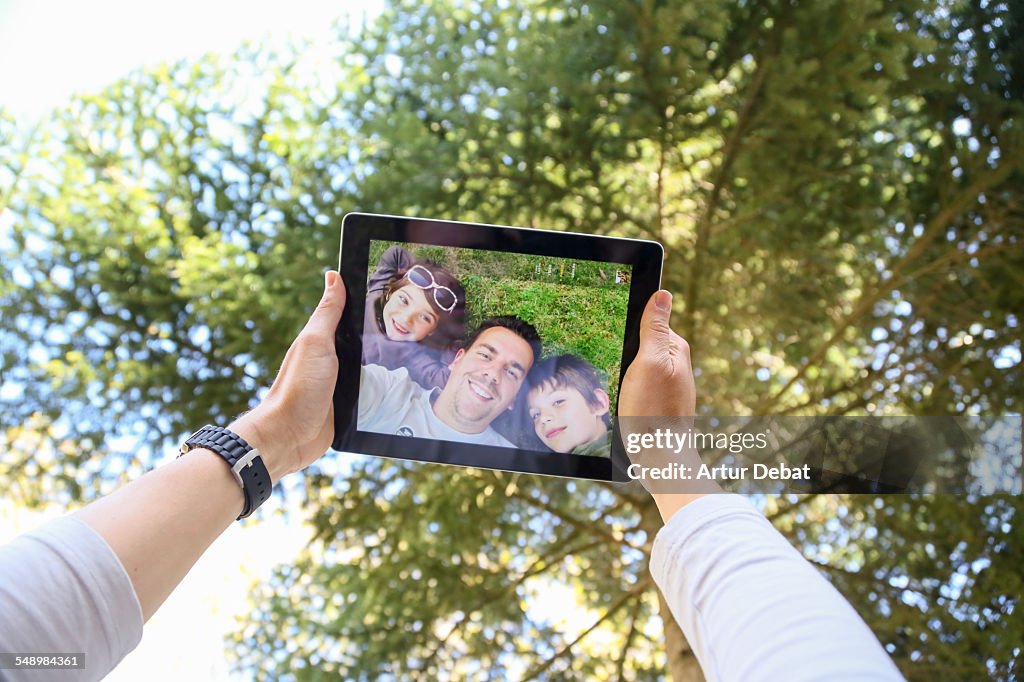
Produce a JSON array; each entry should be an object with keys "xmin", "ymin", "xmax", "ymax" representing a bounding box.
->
[
  {"xmin": 619, "ymin": 290, "xmax": 714, "ymax": 521},
  {"xmin": 619, "ymin": 290, "xmax": 695, "ymax": 419}
]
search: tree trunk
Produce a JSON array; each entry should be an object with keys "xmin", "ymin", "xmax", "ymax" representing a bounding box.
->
[
  {"xmin": 639, "ymin": 496, "xmax": 704, "ymax": 681},
  {"xmin": 657, "ymin": 588, "xmax": 704, "ymax": 682}
]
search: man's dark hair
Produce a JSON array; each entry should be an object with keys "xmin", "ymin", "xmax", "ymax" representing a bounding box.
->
[{"xmin": 463, "ymin": 316, "xmax": 543, "ymax": 365}]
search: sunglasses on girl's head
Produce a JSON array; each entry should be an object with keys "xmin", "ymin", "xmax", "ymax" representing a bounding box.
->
[{"xmin": 407, "ymin": 265, "xmax": 459, "ymax": 313}]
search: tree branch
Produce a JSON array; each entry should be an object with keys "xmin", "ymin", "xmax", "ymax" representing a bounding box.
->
[
  {"xmin": 614, "ymin": 591, "xmax": 645, "ymax": 682},
  {"xmin": 771, "ymin": 275, "xmax": 947, "ymax": 415},
  {"xmin": 508, "ymin": 489, "xmax": 643, "ymax": 551},
  {"xmin": 754, "ymin": 155, "xmax": 1022, "ymax": 414},
  {"xmin": 521, "ymin": 578, "xmax": 652, "ymax": 681},
  {"xmin": 590, "ymin": 479, "xmax": 649, "ymax": 510},
  {"xmin": 766, "ymin": 493, "xmax": 824, "ymax": 522},
  {"xmin": 459, "ymin": 169, "xmax": 662, "ymax": 242},
  {"xmin": 683, "ymin": 54, "xmax": 772, "ymax": 342},
  {"xmin": 421, "ymin": 532, "xmax": 607, "ymax": 668}
]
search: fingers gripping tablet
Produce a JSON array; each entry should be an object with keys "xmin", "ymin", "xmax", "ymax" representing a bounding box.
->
[{"xmin": 331, "ymin": 213, "xmax": 663, "ymax": 482}]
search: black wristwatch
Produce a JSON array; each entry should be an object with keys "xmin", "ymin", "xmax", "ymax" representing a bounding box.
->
[{"xmin": 179, "ymin": 425, "xmax": 272, "ymax": 519}]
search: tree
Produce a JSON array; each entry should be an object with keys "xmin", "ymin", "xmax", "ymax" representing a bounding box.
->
[{"xmin": 1, "ymin": 0, "xmax": 1020, "ymax": 679}]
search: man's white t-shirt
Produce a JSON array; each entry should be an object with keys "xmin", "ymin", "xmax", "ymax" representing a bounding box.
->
[{"xmin": 357, "ymin": 364, "xmax": 515, "ymax": 448}]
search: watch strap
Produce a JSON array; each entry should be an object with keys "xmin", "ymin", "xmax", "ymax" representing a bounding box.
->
[{"xmin": 180, "ymin": 425, "xmax": 272, "ymax": 519}]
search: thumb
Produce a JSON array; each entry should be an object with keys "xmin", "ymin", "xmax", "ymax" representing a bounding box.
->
[
  {"xmin": 638, "ymin": 290, "xmax": 674, "ymax": 355},
  {"xmin": 305, "ymin": 270, "xmax": 347, "ymax": 337}
]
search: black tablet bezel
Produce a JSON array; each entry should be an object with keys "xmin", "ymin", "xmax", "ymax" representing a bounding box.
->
[{"xmin": 331, "ymin": 212, "xmax": 663, "ymax": 482}]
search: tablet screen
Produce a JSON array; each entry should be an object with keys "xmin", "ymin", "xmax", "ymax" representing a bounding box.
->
[
  {"xmin": 357, "ymin": 239, "xmax": 631, "ymax": 457},
  {"xmin": 332, "ymin": 213, "xmax": 663, "ymax": 481}
]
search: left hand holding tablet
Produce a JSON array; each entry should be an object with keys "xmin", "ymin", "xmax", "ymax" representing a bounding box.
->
[{"xmin": 231, "ymin": 270, "xmax": 347, "ymax": 484}]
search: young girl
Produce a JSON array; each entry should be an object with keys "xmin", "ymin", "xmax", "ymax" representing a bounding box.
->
[{"xmin": 362, "ymin": 245, "xmax": 467, "ymax": 390}]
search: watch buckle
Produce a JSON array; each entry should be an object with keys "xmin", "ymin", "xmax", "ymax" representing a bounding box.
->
[{"xmin": 230, "ymin": 449, "xmax": 261, "ymax": 487}]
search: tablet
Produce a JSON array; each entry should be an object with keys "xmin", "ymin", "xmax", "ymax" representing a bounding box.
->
[{"xmin": 331, "ymin": 212, "xmax": 663, "ymax": 481}]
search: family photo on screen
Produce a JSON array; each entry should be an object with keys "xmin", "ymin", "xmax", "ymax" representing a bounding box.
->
[{"xmin": 356, "ymin": 241, "xmax": 632, "ymax": 457}]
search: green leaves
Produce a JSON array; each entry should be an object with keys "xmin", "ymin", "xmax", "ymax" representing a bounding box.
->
[{"xmin": 1, "ymin": 48, "xmax": 348, "ymax": 494}]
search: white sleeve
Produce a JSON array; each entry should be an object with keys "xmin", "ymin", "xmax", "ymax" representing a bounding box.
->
[
  {"xmin": 649, "ymin": 495, "xmax": 904, "ymax": 682},
  {"xmin": 0, "ymin": 515, "xmax": 143, "ymax": 682},
  {"xmin": 357, "ymin": 364, "xmax": 388, "ymax": 424},
  {"xmin": 358, "ymin": 364, "xmax": 415, "ymax": 429}
]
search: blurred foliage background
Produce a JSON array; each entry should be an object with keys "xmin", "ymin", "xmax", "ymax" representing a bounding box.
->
[{"xmin": 1, "ymin": 0, "xmax": 1022, "ymax": 680}]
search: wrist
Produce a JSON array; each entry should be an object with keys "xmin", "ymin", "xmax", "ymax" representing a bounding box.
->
[
  {"xmin": 653, "ymin": 493, "xmax": 709, "ymax": 523},
  {"xmin": 229, "ymin": 411, "xmax": 293, "ymax": 485}
]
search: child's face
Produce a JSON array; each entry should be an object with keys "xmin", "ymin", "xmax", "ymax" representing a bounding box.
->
[
  {"xmin": 382, "ymin": 284, "xmax": 440, "ymax": 342},
  {"xmin": 527, "ymin": 384, "xmax": 609, "ymax": 453}
]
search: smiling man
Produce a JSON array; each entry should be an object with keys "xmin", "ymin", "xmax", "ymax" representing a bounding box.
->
[{"xmin": 357, "ymin": 316, "xmax": 542, "ymax": 447}]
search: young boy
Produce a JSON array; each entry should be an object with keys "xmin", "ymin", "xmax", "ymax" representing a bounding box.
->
[{"xmin": 525, "ymin": 354, "xmax": 611, "ymax": 457}]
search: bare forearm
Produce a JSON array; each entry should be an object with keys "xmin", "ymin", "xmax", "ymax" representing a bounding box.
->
[
  {"xmin": 73, "ymin": 272, "xmax": 343, "ymax": 627},
  {"xmin": 74, "ymin": 448, "xmax": 245, "ymax": 622}
]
